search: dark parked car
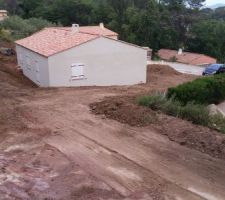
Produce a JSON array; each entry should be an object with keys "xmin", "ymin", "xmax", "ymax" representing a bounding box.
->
[{"xmin": 202, "ymin": 64, "xmax": 225, "ymax": 76}]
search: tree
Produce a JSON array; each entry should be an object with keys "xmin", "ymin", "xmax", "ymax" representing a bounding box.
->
[
  {"xmin": 42, "ymin": 0, "xmax": 93, "ymax": 25},
  {"xmin": 160, "ymin": 0, "xmax": 205, "ymax": 48},
  {"xmin": 0, "ymin": 0, "xmax": 20, "ymax": 14},
  {"xmin": 187, "ymin": 20, "xmax": 225, "ymax": 62},
  {"xmin": 19, "ymin": 0, "xmax": 43, "ymax": 18},
  {"xmin": 123, "ymin": 0, "xmax": 161, "ymax": 48},
  {"xmin": 106, "ymin": 0, "xmax": 129, "ymax": 34}
]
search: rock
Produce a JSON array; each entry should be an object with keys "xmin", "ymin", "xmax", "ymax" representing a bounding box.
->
[{"xmin": 208, "ymin": 104, "xmax": 225, "ymax": 117}]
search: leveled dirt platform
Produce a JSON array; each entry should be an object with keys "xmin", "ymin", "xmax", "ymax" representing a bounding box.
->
[{"xmin": 1, "ymin": 53, "xmax": 225, "ymax": 200}]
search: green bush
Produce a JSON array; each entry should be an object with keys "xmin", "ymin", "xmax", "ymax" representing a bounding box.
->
[
  {"xmin": 179, "ymin": 103, "xmax": 210, "ymax": 125},
  {"xmin": 167, "ymin": 74, "xmax": 225, "ymax": 105},
  {"xmin": 0, "ymin": 16, "xmax": 56, "ymax": 40},
  {"xmin": 138, "ymin": 95, "xmax": 167, "ymax": 109},
  {"xmin": 0, "ymin": 28, "xmax": 12, "ymax": 42},
  {"xmin": 137, "ymin": 94, "xmax": 225, "ymax": 133}
]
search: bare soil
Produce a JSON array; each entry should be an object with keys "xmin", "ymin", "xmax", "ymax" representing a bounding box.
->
[
  {"xmin": 1, "ymin": 50, "xmax": 225, "ymax": 200},
  {"xmin": 91, "ymin": 96, "xmax": 225, "ymax": 159}
]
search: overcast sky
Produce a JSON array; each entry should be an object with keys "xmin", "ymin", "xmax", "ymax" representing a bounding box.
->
[{"xmin": 205, "ymin": 0, "xmax": 225, "ymax": 6}]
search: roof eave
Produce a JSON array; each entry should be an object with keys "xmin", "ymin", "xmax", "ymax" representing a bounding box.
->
[
  {"xmin": 15, "ymin": 42, "xmax": 49, "ymax": 58},
  {"xmin": 101, "ymin": 36, "xmax": 147, "ymax": 51}
]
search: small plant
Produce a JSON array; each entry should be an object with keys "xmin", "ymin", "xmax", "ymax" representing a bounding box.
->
[
  {"xmin": 138, "ymin": 94, "xmax": 167, "ymax": 109},
  {"xmin": 161, "ymin": 98, "xmax": 181, "ymax": 116},
  {"xmin": 179, "ymin": 103, "xmax": 210, "ymax": 125},
  {"xmin": 152, "ymin": 54, "xmax": 161, "ymax": 61},
  {"xmin": 209, "ymin": 113, "xmax": 225, "ymax": 133},
  {"xmin": 137, "ymin": 94, "xmax": 225, "ymax": 134}
]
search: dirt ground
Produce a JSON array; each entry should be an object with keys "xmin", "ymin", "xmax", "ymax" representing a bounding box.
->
[
  {"xmin": 1, "ymin": 52, "xmax": 225, "ymax": 200},
  {"xmin": 91, "ymin": 95, "xmax": 225, "ymax": 159}
]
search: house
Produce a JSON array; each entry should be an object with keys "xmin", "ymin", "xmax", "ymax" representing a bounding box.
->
[
  {"xmin": 0, "ymin": 10, "xmax": 7, "ymax": 21},
  {"xmin": 15, "ymin": 23, "xmax": 147, "ymax": 87},
  {"xmin": 157, "ymin": 49, "xmax": 217, "ymax": 66}
]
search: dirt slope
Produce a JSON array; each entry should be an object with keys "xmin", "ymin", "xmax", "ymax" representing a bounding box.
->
[{"xmin": 91, "ymin": 96, "xmax": 225, "ymax": 159}]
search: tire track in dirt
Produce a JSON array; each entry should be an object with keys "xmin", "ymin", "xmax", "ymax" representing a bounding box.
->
[{"xmin": 46, "ymin": 128, "xmax": 207, "ymax": 200}]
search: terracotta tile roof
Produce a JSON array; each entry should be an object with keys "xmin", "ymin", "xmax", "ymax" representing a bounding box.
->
[
  {"xmin": 58, "ymin": 26, "xmax": 118, "ymax": 36},
  {"xmin": 158, "ymin": 49, "xmax": 217, "ymax": 65},
  {"xmin": 15, "ymin": 26, "xmax": 118, "ymax": 57}
]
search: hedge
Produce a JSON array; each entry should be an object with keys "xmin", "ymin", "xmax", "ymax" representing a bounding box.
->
[{"xmin": 167, "ymin": 74, "xmax": 225, "ymax": 105}]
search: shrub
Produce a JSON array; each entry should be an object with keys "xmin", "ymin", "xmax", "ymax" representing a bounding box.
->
[
  {"xmin": 138, "ymin": 94, "xmax": 167, "ymax": 109},
  {"xmin": 179, "ymin": 103, "xmax": 210, "ymax": 125},
  {"xmin": 0, "ymin": 16, "xmax": 56, "ymax": 40},
  {"xmin": 137, "ymin": 94, "xmax": 225, "ymax": 134},
  {"xmin": 167, "ymin": 74, "xmax": 225, "ymax": 105},
  {"xmin": 160, "ymin": 98, "xmax": 181, "ymax": 116},
  {"xmin": 0, "ymin": 28, "xmax": 12, "ymax": 42}
]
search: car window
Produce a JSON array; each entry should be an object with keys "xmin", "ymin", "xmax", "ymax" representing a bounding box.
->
[{"xmin": 207, "ymin": 64, "xmax": 222, "ymax": 70}]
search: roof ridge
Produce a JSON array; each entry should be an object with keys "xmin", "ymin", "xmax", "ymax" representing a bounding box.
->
[{"xmin": 43, "ymin": 26, "xmax": 118, "ymax": 36}]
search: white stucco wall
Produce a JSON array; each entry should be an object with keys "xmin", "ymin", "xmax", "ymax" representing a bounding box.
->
[
  {"xmin": 16, "ymin": 45, "xmax": 49, "ymax": 87},
  {"xmin": 48, "ymin": 37, "xmax": 147, "ymax": 87}
]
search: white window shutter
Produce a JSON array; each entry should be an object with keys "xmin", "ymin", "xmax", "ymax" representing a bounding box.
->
[{"xmin": 71, "ymin": 63, "xmax": 84, "ymax": 78}]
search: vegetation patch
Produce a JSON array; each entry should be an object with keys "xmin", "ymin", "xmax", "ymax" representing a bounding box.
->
[
  {"xmin": 0, "ymin": 16, "xmax": 56, "ymax": 40},
  {"xmin": 167, "ymin": 74, "xmax": 225, "ymax": 105},
  {"xmin": 138, "ymin": 94, "xmax": 225, "ymax": 134}
]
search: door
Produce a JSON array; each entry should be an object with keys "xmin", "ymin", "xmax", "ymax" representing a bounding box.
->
[{"xmin": 34, "ymin": 61, "xmax": 40, "ymax": 83}]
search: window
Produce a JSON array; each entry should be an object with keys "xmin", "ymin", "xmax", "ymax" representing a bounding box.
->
[{"xmin": 71, "ymin": 63, "xmax": 84, "ymax": 79}]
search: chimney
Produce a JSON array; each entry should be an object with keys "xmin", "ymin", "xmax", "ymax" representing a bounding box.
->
[
  {"xmin": 178, "ymin": 48, "xmax": 183, "ymax": 55},
  {"xmin": 99, "ymin": 22, "xmax": 105, "ymax": 29},
  {"xmin": 72, "ymin": 24, "xmax": 79, "ymax": 33}
]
